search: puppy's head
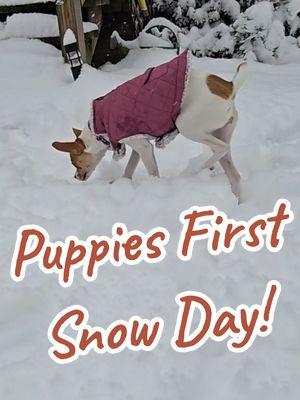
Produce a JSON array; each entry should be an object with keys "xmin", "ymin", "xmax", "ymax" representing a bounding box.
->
[{"xmin": 52, "ymin": 128, "xmax": 104, "ymax": 181}]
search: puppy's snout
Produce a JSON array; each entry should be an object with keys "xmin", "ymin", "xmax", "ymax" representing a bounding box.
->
[{"xmin": 74, "ymin": 172, "xmax": 87, "ymax": 181}]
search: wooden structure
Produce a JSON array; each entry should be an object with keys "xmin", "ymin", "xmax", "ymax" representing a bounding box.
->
[
  {"xmin": 0, "ymin": 0, "xmax": 153, "ymax": 67},
  {"xmin": 0, "ymin": 0, "xmax": 98, "ymax": 64},
  {"xmin": 56, "ymin": 0, "xmax": 153, "ymax": 66},
  {"xmin": 56, "ymin": 0, "xmax": 96, "ymax": 63},
  {"xmin": 91, "ymin": 0, "xmax": 153, "ymax": 67}
]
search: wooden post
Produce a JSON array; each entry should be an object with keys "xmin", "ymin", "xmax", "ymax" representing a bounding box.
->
[{"xmin": 57, "ymin": 0, "xmax": 87, "ymax": 63}]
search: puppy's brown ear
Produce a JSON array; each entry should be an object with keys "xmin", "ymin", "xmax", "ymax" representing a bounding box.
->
[
  {"xmin": 52, "ymin": 141, "xmax": 72, "ymax": 153},
  {"xmin": 73, "ymin": 128, "xmax": 82, "ymax": 138},
  {"xmin": 52, "ymin": 140, "xmax": 85, "ymax": 155}
]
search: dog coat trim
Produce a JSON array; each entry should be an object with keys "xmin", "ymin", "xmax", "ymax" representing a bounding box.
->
[{"xmin": 94, "ymin": 130, "xmax": 179, "ymax": 162}]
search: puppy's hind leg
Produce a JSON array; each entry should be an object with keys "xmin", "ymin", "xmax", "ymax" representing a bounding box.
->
[
  {"xmin": 219, "ymin": 151, "xmax": 241, "ymax": 202},
  {"xmin": 215, "ymin": 115, "xmax": 242, "ymax": 202},
  {"xmin": 199, "ymin": 135, "xmax": 229, "ymax": 171}
]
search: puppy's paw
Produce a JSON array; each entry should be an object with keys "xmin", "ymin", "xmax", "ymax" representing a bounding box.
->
[
  {"xmin": 110, "ymin": 176, "xmax": 132, "ymax": 184},
  {"xmin": 209, "ymin": 166, "xmax": 218, "ymax": 177},
  {"xmin": 233, "ymin": 183, "xmax": 245, "ymax": 205}
]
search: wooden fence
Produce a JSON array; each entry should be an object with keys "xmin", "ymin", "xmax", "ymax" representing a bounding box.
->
[{"xmin": 56, "ymin": 0, "xmax": 99, "ymax": 64}]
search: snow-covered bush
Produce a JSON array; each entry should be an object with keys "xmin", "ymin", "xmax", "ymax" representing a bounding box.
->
[
  {"xmin": 153, "ymin": 0, "xmax": 300, "ymax": 63},
  {"xmin": 233, "ymin": 1, "xmax": 300, "ymax": 62},
  {"xmin": 191, "ymin": 23, "xmax": 235, "ymax": 57},
  {"xmin": 233, "ymin": 2, "xmax": 275, "ymax": 57},
  {"xmin": 287, "ymin": 0, "xmax": 300, "ymax": 36}
]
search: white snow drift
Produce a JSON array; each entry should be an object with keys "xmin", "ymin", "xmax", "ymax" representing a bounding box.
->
[{"xmin": 0, "ymin": 39, "xmax": 300, "ymax": 399}]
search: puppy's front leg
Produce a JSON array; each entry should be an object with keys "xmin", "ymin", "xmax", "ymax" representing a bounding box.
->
[
  {"xmin": 129, "ymin": 138, "xmax": 159, "ymax": 177},
  {"xmin": 123, "ymin": 149, "xmax": 140, "ymax": 179}
]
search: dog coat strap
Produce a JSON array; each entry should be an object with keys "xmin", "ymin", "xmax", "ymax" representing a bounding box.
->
[
  {"xmin": 95, "ymin": 133, "xmax": 111, "ymax": 147},
  {"xmin": 94, "ymin": 132, "xmax": 126, "ymax": 161}
]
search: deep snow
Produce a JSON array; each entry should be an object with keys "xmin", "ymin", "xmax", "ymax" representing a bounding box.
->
[
  {"xmin": 0, "ymin": 13, "xmax": 97, "ymax": 40},
  {"xmin": 0, "ymin": 0, "xmax": 54, "ymax": 5},
  {"xmin": 0, "ymin": 38, "xmax": 300, "ymax": 399}
]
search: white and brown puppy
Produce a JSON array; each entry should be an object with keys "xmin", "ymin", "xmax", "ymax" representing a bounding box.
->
[{"xmin": 52, "ymin": 63, "xmax": 247, "ymax": 202}]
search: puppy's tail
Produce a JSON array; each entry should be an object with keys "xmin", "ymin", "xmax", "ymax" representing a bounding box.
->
[{"xmin": 232, "ymin": 62, "xmax": 248, "ymax": 94}]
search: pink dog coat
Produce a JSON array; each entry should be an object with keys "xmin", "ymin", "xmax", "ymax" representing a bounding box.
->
[{"xmin": 90, "ymin": 51, "xmax": 189, "ymax": 150}]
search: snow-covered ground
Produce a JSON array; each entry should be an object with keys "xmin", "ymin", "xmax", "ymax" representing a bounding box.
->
[
  {"xmin": 0, "ymin": 0, "xmax": 54, "ymax": 5},
  {"xmin": 0, "ymin": 38, "xmax": 300, "ymax": 399},
  {"xmin": 0, "ymin": 13, "xmax": 98, "ymax": 39}
]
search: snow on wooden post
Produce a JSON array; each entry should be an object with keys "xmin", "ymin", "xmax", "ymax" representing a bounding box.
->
[{"xmin": 56, "ymin": 0, "xmax": 87, "ymax": 63}]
